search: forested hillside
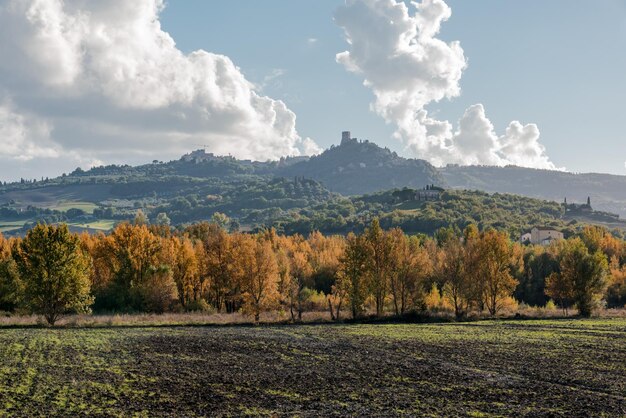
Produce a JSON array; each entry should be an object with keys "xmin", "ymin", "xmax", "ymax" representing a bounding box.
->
[
  {"xmin": 277, "ymin": 138, "xmax": 444, "ymax": 195},
  {"xmin": 2, "ymin": 138, "xmax": 626, "ymax": 237},
  {"xmin": 442, "ymin": 165, "xmax": 626, "ymax": 217}
]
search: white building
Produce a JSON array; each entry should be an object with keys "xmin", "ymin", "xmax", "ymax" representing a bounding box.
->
[{"xmin": 522, "ymin": 227, "xmax": 564, "ymax": 246}]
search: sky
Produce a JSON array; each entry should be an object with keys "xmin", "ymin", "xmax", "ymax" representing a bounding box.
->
[{"xmin": 1, "ymin": 0, "xmax": 626, "ymax": 181}]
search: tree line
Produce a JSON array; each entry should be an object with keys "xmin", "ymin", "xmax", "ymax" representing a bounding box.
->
[{"xmin": 0, "ymin": 216, "xmax": 624, "ymax": 325}]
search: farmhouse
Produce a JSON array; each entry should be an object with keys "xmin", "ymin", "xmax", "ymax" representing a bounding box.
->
[{"xmin": 521, "ymin": 227, "xmax": 564, "ymax": 246}]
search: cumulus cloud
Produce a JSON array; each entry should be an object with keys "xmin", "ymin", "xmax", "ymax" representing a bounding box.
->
[
  {"xmin": 335, "ymin": 0, "xmax": 556, "ymax": 169},
  {"xmin": 0, "ymin": 0, "xmax": 319, "ymax": 180}
]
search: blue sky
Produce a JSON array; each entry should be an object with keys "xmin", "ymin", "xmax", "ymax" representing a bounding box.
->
[
  {"xmin": 0, "ymin": 0, "xmax": 625, "ymax": 180},
  {"xmin": 161, "ymin": 0, "xmax": 626, "ymax": 174}
]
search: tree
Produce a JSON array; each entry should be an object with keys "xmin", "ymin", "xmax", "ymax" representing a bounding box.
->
[
  {"xmin": 138, "ymin": 267, "xmax": 178, "ymax": 313},
  {"xmin": 163, "ymin": 237, "xmax": 199, "ymax": 307},
  {"xmin": 340, "ymin": 233, "xmax": 370, "ymax": 319},
  {"xmin": 210, "ymin": 212, "xmax": 230, "ymax": 230},
  {"xmin": 307, "ymin": 232, "xmax": 346, "ymax": 320},
  {"xmin": 134, "ymin": 209, "xmax": 149, "ymax": 226},
  {"xmin": 202, "ymin": 225, "xmax": 238, "ymax": 312},
  {"xmin": 545, "ymin": 272, "xmax": 574, "ymax": 315},
  {"xmin": 365, "ymin": 219, "xmax": 393, "ymax": 316},
  {"xmin": 0, "ymin": 234, "xmax": 21, "ymax": 311},
  {"xmin": 471, "ymin": 230, "xmax": 520, "ymax": 316},
  {"xmin": 439, "ymin": 238, "xmax": 469, "ymax": 319},
  {"xmin": 238, "ymin": 237, "xmax": 279, "ymax": 322},
  {"xmin": 550, "ymin": 238, "xmax": 608, "ymax": 317},
  {"xmin": 388, "ymin": 230, "xmax": 429, "ymax": 316},
  {"xmin": 13, "ymin": 224, "xmax": 93, "ymax": 325},
  {"xmin": 155, "ymin": 212, "xmax": 171, "ymax": 226},
  {"xmin": 286, "ymin": 236, "xmax": 313, "ymax": 321},
  {"xmin": 95, "ymin": 223, "xmax": 162, "ymax": 311}
]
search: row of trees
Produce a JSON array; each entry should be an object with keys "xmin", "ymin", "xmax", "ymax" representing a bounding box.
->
[{"xmin": 0, "ymin": 218, "xmax": 623, "ymax": 325}]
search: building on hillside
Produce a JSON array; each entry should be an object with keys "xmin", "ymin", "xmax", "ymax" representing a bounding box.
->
[
  {"xmin": 520, "ymin": 232, "xmax": 532, "ymax": 244},
  {"xmin": 521, "ymin": 227, "xmax": 564, "ymax": 246},
  {"xmin": 181, "ymin": 149, "xmax": 218, "ymax": 163},
  {"xmin": 416, "ymin": 185, "xmax": 444, "ymax": 201},
  {"xmin": 563, "ymin": 196, "xmax": 593, "ymax": 214}
]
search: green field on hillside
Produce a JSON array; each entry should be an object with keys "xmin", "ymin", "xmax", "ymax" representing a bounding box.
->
[
  {"xmin": 52, "ymin": 201, "xmax": 99, "ymax": 214},
  {"xmin": 0, "ymin": 319, "xmax": 623, "ymax": 416},
  {"xmin": 0, "ymin": 220, "xmax": 29, "ymax": 233}
]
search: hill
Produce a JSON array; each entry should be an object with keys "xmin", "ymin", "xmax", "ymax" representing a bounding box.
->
[
  {"xmin": 441, "ymin": 165, "xmax": 626, "ymax": 217},
  {"xmin": 277, "ymin": 134, "xmax": 444, "ymax": 195},
  {"xmin": 1, "ymin": 135, "xmax": 626, "ymax": 237}
]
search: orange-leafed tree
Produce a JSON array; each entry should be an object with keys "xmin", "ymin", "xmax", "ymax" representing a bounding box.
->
[
  {"xmin": 308, "ymin": 231, "xmax": 346, "ymax": 320},
  {"xmin": 439, "ymin": 238, "xmax": 470, "ymax": 319},
  {"xmin": 163, "ymin": 237, "xmax": 199, "ymax": 308},
  {"xmin": 238, "ymin": 236, "xmax": 279, "ymax": 322},
  {"xmin": 365, "ymin": 219, "xmax": 393, "ymax": 316},
  {"xmin": 472, "ymin": 230, "xmax": 521, "ymax": 316},
  {"xmin": 0, "ymin": 233, "xmax": 21, "ymax": 311},
  {"xmin": 388, "ymin": 229, "xmax": 430, "ymax": 316}
]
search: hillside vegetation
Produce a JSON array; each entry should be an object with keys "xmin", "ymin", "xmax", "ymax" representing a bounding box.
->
[
  {"xmin": 442, "ymin": 165, "xmax": 626, "ymax": 217},
  {"xmin": 1, "ymin": 137, "xmax": 625, "ymax": 237}
]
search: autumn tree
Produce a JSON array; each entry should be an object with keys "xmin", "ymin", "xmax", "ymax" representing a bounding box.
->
[
  {"xmin": 201, "ymin": 225, "xmax": 238, "ymax": 312},
  {"xmin": 439, "ymin": 238, "xmax": 469, "ymax": 319},
  {"xmin": 0, "ymin": 234, "xmax": 21, "ymax": 311},
  {"xmin": 340, "ymin": 233, "xmax": 370, "ymax": 319},
  {"xmin": 12, "ymin": 224, "xmax": 93, "ymax": 325},
  {"xmin": 388, "ymin": 229, "xmax": 430, "ymax": 316},
  {"xmin": 365, "ymin": 219, "xmax": 393, "ymax": 316},
  {"xmin": 606, "ymin": 256, "xmax": 626, "ymax": 308},
  {"xmin": 163, "ymin": 237, "xmax": 199, "ymax": 307},
  {"xmin": 545, "ymin": 272, "xmax": 574, "ymax": 314},
  {"xmin": 308, "ymin": 232, "xmax": 345, "ymax": 320},
  {"xmin": 94, "ymin": 223, "xmax": 162, "ymax": 311},
  {"xmin": 238, "ymin": 236, "xmax": 279, "ymax": 322},
  {"xmin": 287, "ymin": 235, "xmax": 313, "ymax": 321},
  {"xmin": 472, "ymin": 230, "xmax": 520, "ymax": 316}
]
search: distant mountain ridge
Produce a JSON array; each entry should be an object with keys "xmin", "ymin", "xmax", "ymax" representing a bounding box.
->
[
  {"xmin": 2, "ymin": 133, "xmax": 626, "ymax": 225},
  {"xmin": 441, "ymin": 165, "xmax": 626, "ymax": 217}
]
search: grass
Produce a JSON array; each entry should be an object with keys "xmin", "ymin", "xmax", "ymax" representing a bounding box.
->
[
  {"xmin": 50, "ymin": 201, "xmax": 98, "ymax": 214},
  {"xmin": 0, "ymin": 318, "xmax": 623, "ymax": 416},
  {"xmin": 0, "ymin": 220, "xmax": 29, "ymax": 233},
  {"xmin": 68, "ymin": 219, "xmax": 117, "ymax": 231}
]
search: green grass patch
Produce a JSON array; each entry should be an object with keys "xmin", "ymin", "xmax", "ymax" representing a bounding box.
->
[
  {"xmin": 68, "ymin": 219, "xmax": 117, "ymax": 231},
  {"xmin": 52, "ymin": 201, "xmax": 98, "ymax": 214}
]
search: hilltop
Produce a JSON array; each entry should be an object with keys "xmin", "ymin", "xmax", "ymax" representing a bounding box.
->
[
  {"xmin": 276, "ymin": 132, "xmax": 444, "ymax": 195},
  {"xmin": 1, "ymin": 133, "xmax": 625, "ymax": 237}
]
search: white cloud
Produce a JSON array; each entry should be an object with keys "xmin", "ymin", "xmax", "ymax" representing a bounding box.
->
[
  {"xmin": 0, "ymin": 0, "xmax": 319, "ymax": 179},
  {"xmin": 307, "ymin": 37, "xmax": 318, "ymax": 45},
  {"xmin": 0, "ymin": 102, "xmax": 58, "ymax": 160},
  {"xmin": 335, "ymin": 0, "xmax": 556, "ymax": 169}
]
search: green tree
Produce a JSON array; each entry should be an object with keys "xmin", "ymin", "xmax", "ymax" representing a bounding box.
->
[
  {"xmin": 155, "ymin": 212, "xmax": 171, "ymax": 226},
  {"xmin": 13, "ymin": 224, "xmax": 93, "ymax": 325},
  {"xmin": 551, "ymin": 238, "xmax": 608, "ymax": 317}
]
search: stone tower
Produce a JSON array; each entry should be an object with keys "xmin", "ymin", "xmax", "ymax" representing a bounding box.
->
[{"xmin": 341, "ymin": 131, "xmax": 351, "ymax": 145}]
